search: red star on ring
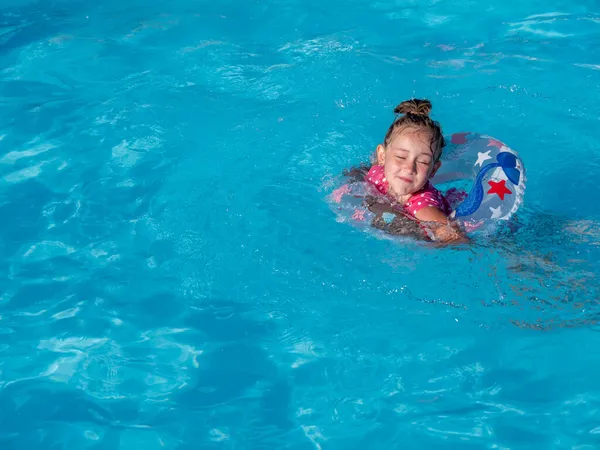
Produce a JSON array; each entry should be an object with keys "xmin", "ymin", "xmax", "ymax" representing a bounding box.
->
[
  {"xmin": 487, "ymin": 139, "xmax": 503, "ymax": 148},
  {"xmin": 488, "ymin": 180, "xmax": 512, "ymax": 200},
  {"xmin": 352, "ymin": 208, "xmax": 366, "ymax": 221},
  {"xmin": 451, "ymin": 132, "xmax": 469, "ymax": 144}
]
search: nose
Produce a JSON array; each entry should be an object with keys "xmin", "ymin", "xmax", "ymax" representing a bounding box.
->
[{"xmin": 401, "ymin": 158, "xmax": 417, "ymax": 174}]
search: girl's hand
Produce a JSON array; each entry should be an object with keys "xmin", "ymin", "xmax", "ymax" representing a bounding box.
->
[
  {"xmin": 415, "ymin": 206, "xmax": 469, "ymax": 244},
  {"xmin": 427, "ymin": 223, "xmax": 470, "ymax": 244}
]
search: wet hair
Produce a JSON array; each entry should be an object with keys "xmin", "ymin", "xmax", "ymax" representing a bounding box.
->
[{"xmin": 382, "ymin": 99, "xmax": 445, "ymax": 162}]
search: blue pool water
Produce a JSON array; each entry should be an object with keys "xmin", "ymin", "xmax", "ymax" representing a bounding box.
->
[{"xmin": 2, "ymin": 0, "xmax": 600, "ymax": 448}]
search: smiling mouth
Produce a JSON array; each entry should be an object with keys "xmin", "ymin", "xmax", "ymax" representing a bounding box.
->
[{"xmin": 399, "ymin": 176, "xmax": 413, "ymax": 183}]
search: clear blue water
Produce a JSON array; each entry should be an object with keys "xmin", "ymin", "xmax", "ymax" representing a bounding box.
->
[{"xmin": 2, "ymin": 0, "xmax": 600, "ymax": 448}]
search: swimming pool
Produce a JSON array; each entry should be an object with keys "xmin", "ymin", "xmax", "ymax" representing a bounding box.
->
[{"xmin": 1, "ymin": 0, "xmax": 600, "ymax": 447}]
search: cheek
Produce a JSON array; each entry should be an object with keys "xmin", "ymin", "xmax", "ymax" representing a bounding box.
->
[
  {"xmin": 416, "ymin": 164, "xmax": 432, "ymax": 178},
  {"xmin": 384, "ymin": 157, "xmax": 399, "ymax": 173},
  {"xmin": 383, "ymin": 164, "xmax": 394, "ymax": 181}
]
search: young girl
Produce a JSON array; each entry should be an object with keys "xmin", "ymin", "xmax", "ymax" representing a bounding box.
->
[{"xmin": 362, "ymin": 98, "xmax": 466, "ymax": 243}]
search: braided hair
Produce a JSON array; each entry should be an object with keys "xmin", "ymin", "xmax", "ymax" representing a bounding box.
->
[{"xmin": 382, "ymin": 99, "xmax": 445, "ymax": 162}]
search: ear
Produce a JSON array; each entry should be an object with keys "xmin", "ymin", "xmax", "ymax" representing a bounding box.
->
[
  {"xmin": 376, "ymin": 145, "xmax": 385, "ymax": 165},
  {"xmin": 429, "ymin": 160, "xmax": 442, "ymax": 178}
]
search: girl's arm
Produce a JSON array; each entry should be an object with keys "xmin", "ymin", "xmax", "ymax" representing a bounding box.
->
[
  {"xmin": 364, "ymin": 196, "xmax": 434, "ymax": 239},
  {"xmin": 415, "ymin": 206, "xmax": 469, "ymax": 244}
]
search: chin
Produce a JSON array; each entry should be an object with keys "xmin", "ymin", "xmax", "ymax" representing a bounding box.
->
[
  {"xmin": 398, "ymin": 180, "xmax": 413, "ymax": 190},
  {"xmin": 391, "ymin": 185, "xmax": 412, "ymax": 197}
]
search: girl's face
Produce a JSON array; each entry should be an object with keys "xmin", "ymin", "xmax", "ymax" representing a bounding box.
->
[{"xmin": 377, "ymin": 128, "xmax": 441, "ymax": 199}]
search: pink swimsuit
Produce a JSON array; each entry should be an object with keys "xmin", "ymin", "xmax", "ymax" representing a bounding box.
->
[{"xmin": 365, "ymin": 165, "xmax": 452, "ymax": 218}]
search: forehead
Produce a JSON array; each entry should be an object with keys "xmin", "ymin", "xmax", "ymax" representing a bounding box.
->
[{"xmin": 388, "ymin": 128, "xmax": 433, "ymax": 155}]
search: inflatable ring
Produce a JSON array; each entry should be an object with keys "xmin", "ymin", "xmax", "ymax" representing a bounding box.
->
[{"xmin": 432, "ymin": 132, "xmax": 526, "ymax": 232}]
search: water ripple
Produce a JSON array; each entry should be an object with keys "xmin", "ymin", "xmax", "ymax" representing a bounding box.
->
[{"xmin": 1, "ymin": 0, "xmax": 600, "ymax": 448}]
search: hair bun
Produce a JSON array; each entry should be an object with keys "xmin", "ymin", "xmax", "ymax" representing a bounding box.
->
[{"xmin": 394, "ymin": 99, "xmax": 432, "ymax": 117}]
